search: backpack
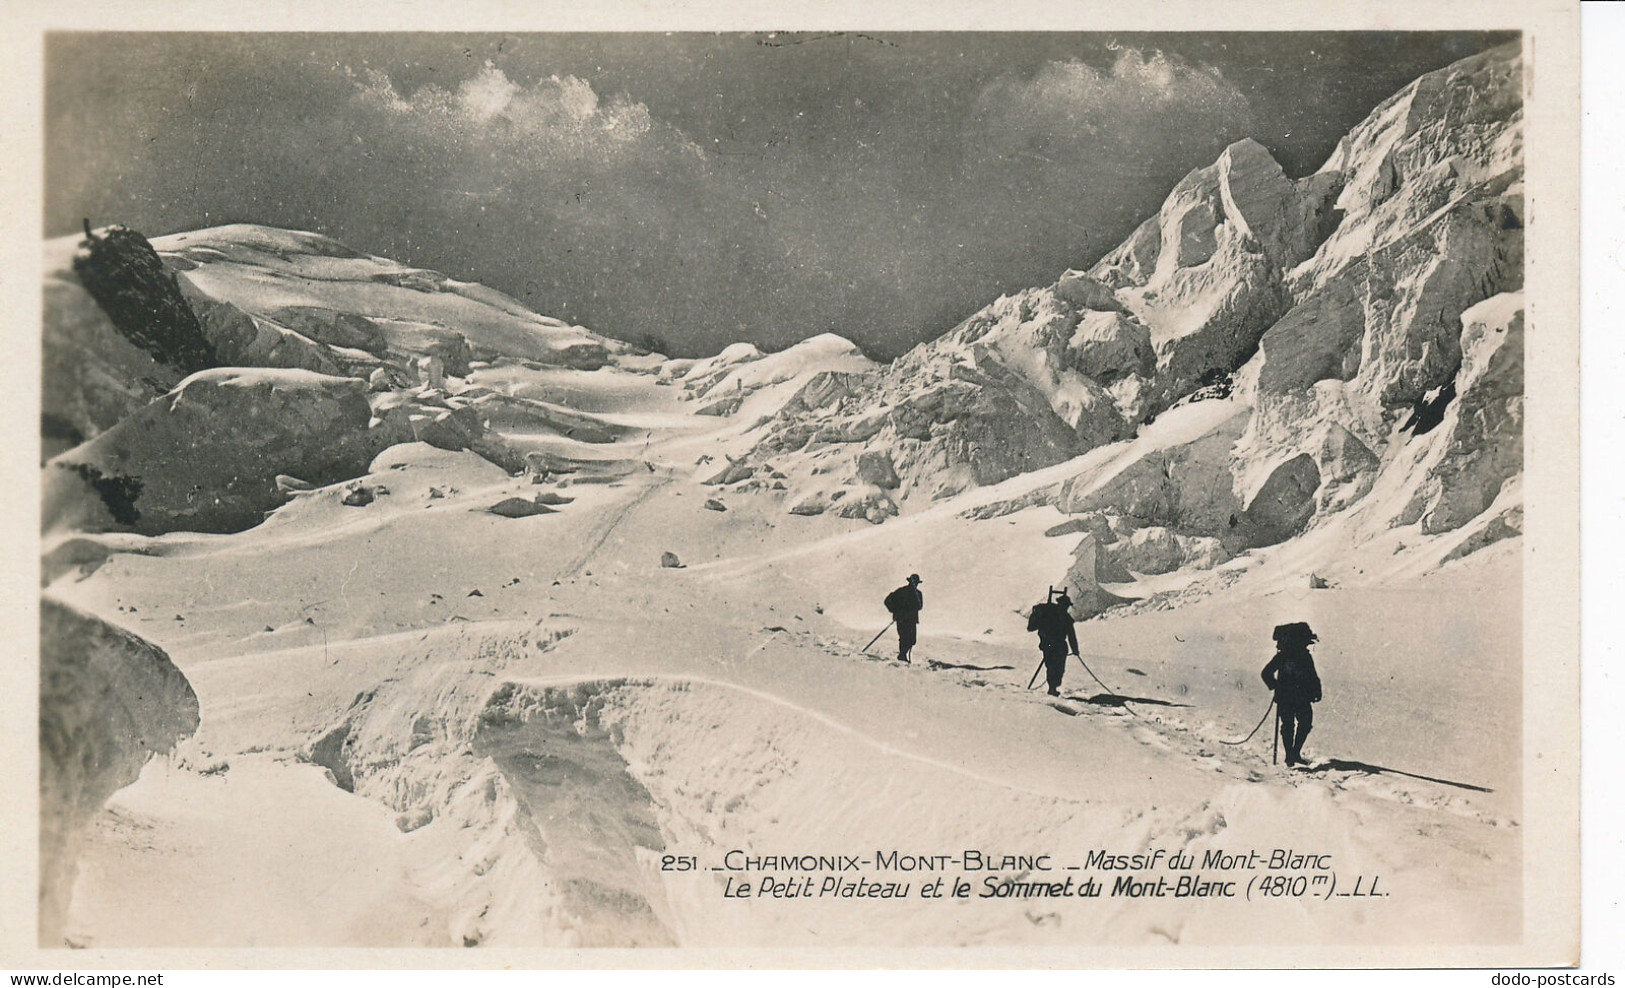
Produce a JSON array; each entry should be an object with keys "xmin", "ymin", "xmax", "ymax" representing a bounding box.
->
[
  {"xmin": 884, "ymin": 587, "xmax": 915, "ymax": 615},
  {"xmin": 1026, "ymin": 601, "xmax": 1052, "ymax": 633}
]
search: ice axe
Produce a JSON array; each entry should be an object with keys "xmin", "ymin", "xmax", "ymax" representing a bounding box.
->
[
  {"xmin": 863, "ymin": 619, "xmax": 895, "ymax": 653},
  {"xmin": 1273, "ymin": 704, "xmax": 1281, "ymax": 766}
]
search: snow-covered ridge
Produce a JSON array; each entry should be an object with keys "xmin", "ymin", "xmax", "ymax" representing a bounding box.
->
[
  {"xmin": 42, "ymin": 222, "xmax": 667, "ymax": 537},
  {"xmin": 151, "ymin": 224, "xmax": 617, "ymax": 370},
  {"xmin": 43, "ymin": 220, "xmax": 637, "ymax": 461}
]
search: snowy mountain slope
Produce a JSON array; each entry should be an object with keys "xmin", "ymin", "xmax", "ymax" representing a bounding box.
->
[
  {"xmin": 37, "ymin": 372, "xmax": 1524, "ymax": 949},
  {"xmin": 43, "ymin": 427, "xmax": 1520, "ymax": 947}
]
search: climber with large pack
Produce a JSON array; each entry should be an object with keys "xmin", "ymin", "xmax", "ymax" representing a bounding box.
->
[
  {"xmin": 882, "ymin": 574, "xmax": 924, "ymax": 664},
  {"xmin": 1027, "ymin": 587, "xmax": 1080, "ymax": 696},
  {"xmin": 1261, "ymin": 622, "xmax": 1324, "ymax": 767}
]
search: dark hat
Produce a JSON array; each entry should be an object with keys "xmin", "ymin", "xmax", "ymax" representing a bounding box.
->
[
  {"xmin": 906, "ymin": 573, "xmax": 922, "ymax": 584},
  {"xmin": 1272, "ymin": 621, "xmax": 1318, "ymax": 646}
]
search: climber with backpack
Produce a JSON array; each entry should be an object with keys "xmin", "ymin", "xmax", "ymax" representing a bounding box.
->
[
  {"xmin": 1261, "ymin": 622, "xmax": 1324, "ymax": 767},
  {"xmin": 1027, "ymin": 587, "xmax": 1080, "ymax": 696},
  {"xmin": 882, "ymin": 574, "xmax": 924, "ymax": 664}
]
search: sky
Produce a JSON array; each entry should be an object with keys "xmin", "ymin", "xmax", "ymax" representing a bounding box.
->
[{"xmin": 45, "ymin": 31, "xmax": 1515, "ymax": 359}]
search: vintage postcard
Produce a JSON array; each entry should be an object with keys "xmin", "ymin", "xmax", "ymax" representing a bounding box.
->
[{"xmin": 0, "ymin": 0, "xmax": 1581, "ymax": 971}]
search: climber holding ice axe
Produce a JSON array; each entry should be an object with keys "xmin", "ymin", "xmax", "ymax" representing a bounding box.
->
[
  {"xmin": 1027, "ymin": 586, "xmax": 1080, "ymax": 697},
  {"xmin": 869, "ymin": 574, "xmax": 924, "ymax": 663}
]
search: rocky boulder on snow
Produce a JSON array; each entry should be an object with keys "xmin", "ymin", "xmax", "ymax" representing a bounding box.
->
[
  {"xmin": 829, "ymin": 487, "xmax": 899, "ymax": 525},
  {"xmin": 486, "ymin": 496, "xmax": 558, "ymax": 518},
  {"xmin": 1308, "ymin": 422, "xmax": 1383, "ymax": 514},
  {"xmin": 754, "ymin": 344, "xmax": 1108, "ymax": 508},
  {"xmin": 1238, "ymin": 453, "xmax": 1323, "ymax": 546},
  {"xmin": 42, "ymin": 368, "xmax": 386, "ymax": 536},
  {"xmin": 1033, "ymin": 46, "xmax": 1523, "ymax": 574},
  {"xmin": 1103, "ymin": 526, "xmax": 1232, "ymax": 577}
]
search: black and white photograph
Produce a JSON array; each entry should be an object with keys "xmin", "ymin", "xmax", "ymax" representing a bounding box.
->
[{"xmin": 3, "ymin": 0, "xmax": 1584, "ymax": 970}]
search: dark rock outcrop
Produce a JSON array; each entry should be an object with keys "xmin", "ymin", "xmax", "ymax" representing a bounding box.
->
[
  {"xmin": 43, "ymin": 242, "xmax": 183, "ymax": 456},
  {"xmin": 72, "ymin": 225, "xmax": 218, "ymax": 376}
]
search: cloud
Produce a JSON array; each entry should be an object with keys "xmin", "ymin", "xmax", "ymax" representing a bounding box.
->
[
  {"xmin": 349, "ymin": 63, "xmax": 701, "ymax": 163},
  {"xmin": 317, "ymin": 61, "xmax": 774, "ymax": 355},
  {"xmin": 970, "ymin": 48, "xmax": 1254, "ymax": 146}
]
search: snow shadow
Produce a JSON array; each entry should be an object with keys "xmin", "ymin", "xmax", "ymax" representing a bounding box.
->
[
  {"xmin": 1305, "ymin": 758, "xmax": 1493, "ymax": 793},
  {"xmin": 1074, "ymin": 692, "xmax": 1190, "ymax": 708},
  {"xmin": 925, "ymin": 660, "xmax": 1016, "ymax": 672},
  {"xmin": 474, "ymin": 680, "xmax": 675, "ymax": 946}
]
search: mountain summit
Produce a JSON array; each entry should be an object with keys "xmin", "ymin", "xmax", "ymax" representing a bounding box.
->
[{"xmin": 711, "ymin": 41, "xmax": 1522, "ymax": 611}]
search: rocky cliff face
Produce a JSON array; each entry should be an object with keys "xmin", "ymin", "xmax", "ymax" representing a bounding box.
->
[
  {"xmin": 1091, "ymin": 138, "xmax": 1344, "ymax": 405},
  {"xmin": 733, "ymin": 41, "xmax": 1523, "ymax": 612},
  {"xmin": 1229, "ymin": 43, "xmax": 1523, "ymax": 536}
]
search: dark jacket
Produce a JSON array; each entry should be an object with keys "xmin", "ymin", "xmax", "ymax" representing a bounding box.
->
[
  {"xmin": 884, "ymin": 585, "xmax": 923, "ymax": 624},
  {"xmin": 1261, "ymin": 646, "xmax": 1322, "ymax": 705},
  {"xmin": 1027, "ymin": 601, "xmax": 1079, "ymax": 655}
]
